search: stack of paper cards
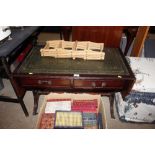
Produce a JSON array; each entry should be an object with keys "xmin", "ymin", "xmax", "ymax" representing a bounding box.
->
[
  {"xmin": 39, "ymin": 113, "xmax": 55, "ymax": 129},
  {"xmin": 54, "ymin": 111, "xmax": 83, "ymax": 129},
  {"xmin": 45, "ymin": 99, "xmax": 71, "ymax": 113},
  {"xmin": 72, "ymin": 99, "xmax": 98, "ymax": 113},
  {"xmin": 83, "ymin": 113, "xmax": 98, "ymax": 129}
]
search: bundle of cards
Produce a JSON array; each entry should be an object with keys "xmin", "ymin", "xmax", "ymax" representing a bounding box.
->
[
  {"xmin": 39, "ymin": 113, "xmax": 55, "ymax": 129},
  {"xmin": 54, "ymin": 111, "xmax": 83, "ymax": 129},
  {"xmin": 72, "ymin": 99, "xmax": 98, "ymax": 113},
  {"xmin": 45, "ymin": 99, "xmax": 71, "ymax": 113},
  {"xmin": 83, "ymin": 113, "xmax": 98, "ymax": 129}
]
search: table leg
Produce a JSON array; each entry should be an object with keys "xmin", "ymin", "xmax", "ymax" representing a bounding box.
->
[
  {"xmin": 124, "ymin": 27, "xmax": 138, "ymax": 56},
  {"xmin": 18, "ymin": 97, "xmax": 29, "ymax": 117},
  {"xmin": 61, "ymin": 26, "xmax": 72, "ymax": 41},
  {"xmin": 32, "ymin": 90, "xmax": 39, "ymax": 115},
  {"xmin": 124, "ymin": 34, "xmax": 134, "ymax": 56},
  {"xmin": 1, "ymin": 57, "xmax": 29, "ymax": 117},
  {"xmin": 109, "ymin": 93, "xmax": 115, "ymax": 119}
]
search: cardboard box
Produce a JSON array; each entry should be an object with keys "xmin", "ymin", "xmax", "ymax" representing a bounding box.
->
[{"xmin": 36, "ymin": 93, "xmax": 106, "ymax": 129}]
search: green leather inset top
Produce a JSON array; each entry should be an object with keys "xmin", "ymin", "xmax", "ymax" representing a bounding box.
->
[{"xmin": 17, "ymin": 46, "xmax": 129, "ymax": 75}]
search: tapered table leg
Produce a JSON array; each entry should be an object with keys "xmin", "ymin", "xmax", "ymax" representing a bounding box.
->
[
  {"xmin": 32, "ymin": 90, "xmax": 39, "ymax": 115},
  {"xmin": 18, "ymin": 97, "xmax": 29, "ymax": 117},
  {"xmin": 1, "ymin": 57, "xmax": 29, "ymax": 117},
  {"xmin": 109, "ymin": 93, "xmax": 115, "ymax": 119}
]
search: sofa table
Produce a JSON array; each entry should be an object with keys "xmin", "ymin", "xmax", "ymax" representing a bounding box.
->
[{"xmin": 13, "ymin": 45, "xmax": 135, "ymax": 118}]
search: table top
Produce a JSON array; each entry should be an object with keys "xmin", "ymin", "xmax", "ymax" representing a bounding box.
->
[
  {"xmin": 15, "ymin": 46, "xmax": 131, "ymax": 76},
  {"xmin": 0, "ymin": 27, "xmax": 39, "ymax": 57}
]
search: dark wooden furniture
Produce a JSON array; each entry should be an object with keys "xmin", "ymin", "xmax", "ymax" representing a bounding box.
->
[
  {"xmin": 0, "ymin": 27, "xmax": 40, "ymax": 117},
  {"xmin": 123, "ymin": 26, "xmax": 138, "ymax": 56},
  {"xmin": 13, "ymin": 45, "xmax": 135, "ymax": 118},
  {"xmin": 39, "ymin": 26, "xmax": 72, "ymax": 41},
  {"xmin": 61, "ymin": 26, "xmax": 72, "ymax": 41},
  {"xmin": 72, "ymin": 26, "xmax": 123, "ymax": 47}
]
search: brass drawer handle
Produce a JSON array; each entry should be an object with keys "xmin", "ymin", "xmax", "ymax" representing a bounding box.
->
[
  {"xmin": 92, "ymin": 82, "xmax": 106, "ymax": 88},
  {"xmin": 38, "ymin": 80, "xmax": 52, "ymax": 85},
  {"xmin": 92, "ymin": 82, "xmax": 96, "ymax": 87},
  {"xmin": 101, "ymin": 82, "xmax": 106, "ymax": 87}
]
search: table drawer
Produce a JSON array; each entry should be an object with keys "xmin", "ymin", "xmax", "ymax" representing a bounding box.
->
[
  {"xmin": 74, "ymin": 79, "xmax": 124, "ymax": 89},
  {"xmin": 19, "ymin": 77, "xmax": 71, "ymax": 88}
]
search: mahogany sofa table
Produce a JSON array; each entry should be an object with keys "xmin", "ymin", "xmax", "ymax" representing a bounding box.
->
[{"xmin": 13, "ymin": 46, "xmax": 135, "ymax": 118}]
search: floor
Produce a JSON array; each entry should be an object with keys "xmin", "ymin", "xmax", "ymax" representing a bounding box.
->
[
  {"xmin": 0, "ymin": 79, "xmax": 42, "ymax": 128},
  {"xmin": 0, "ymin": 32, "xmax": 155, "ymax": 129}
]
